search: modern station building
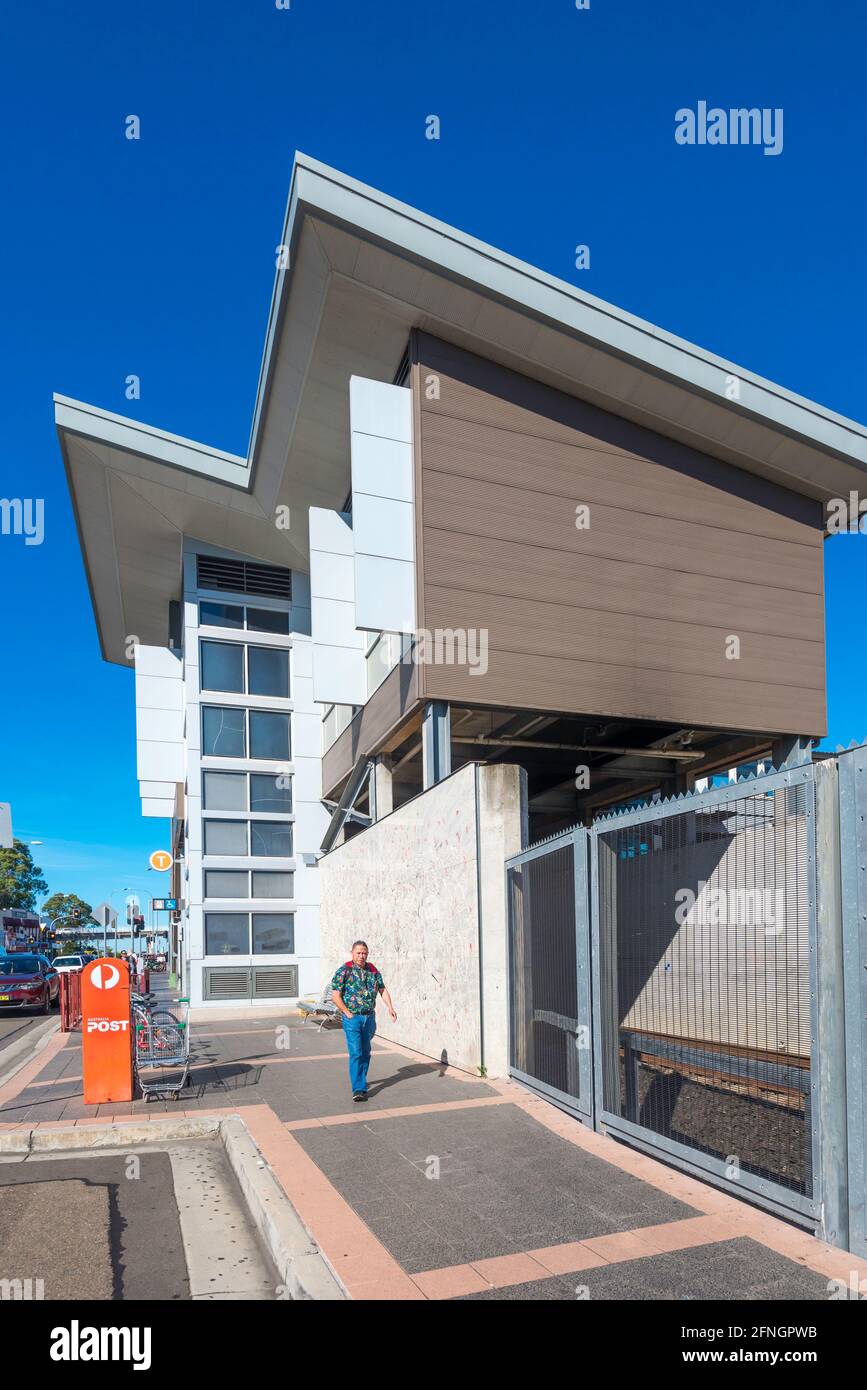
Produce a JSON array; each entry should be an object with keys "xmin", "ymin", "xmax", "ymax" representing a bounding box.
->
[{"xmin": 58, "ymin": 153, "xmax": 867, "ymax": 1033}]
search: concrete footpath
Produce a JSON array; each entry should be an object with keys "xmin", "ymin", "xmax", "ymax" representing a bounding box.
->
[{"xmin": 1, "ymin": 1003, "xmax": 866, "ymax": 1302}]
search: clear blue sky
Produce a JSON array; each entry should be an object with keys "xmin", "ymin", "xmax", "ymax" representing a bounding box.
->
[{"xmin": 1, "ymin": 0, "xmax": 865, "ymax": 913}]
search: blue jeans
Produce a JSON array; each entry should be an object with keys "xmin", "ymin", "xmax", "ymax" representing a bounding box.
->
[{"xmin": 342, "ymin": 1012, "xmax": 376, "ymax": 1093}]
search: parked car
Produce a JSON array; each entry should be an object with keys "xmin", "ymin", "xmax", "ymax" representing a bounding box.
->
[
  {"xmin": 0, "ymin": 954, "xmax": 60, "ymax": 1014},
  {"xmin": 52, "ymin": 954, "xmax": 86, "ymax": 973}
]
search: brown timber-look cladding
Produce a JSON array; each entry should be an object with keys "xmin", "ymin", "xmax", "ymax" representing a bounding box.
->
[{"xmin": 411, "ymin": 331, "xmax": 827, "ymax": 737}]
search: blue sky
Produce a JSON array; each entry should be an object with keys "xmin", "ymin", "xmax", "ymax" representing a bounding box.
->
[{"xmin": 1, "ymin": 0, "xmax": 865, "ymax": 912}]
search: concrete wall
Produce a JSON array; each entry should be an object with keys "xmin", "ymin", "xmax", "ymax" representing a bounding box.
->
[{"xmin": 319, "ymin": 761, "xmax": 525, "ymax": 1075}]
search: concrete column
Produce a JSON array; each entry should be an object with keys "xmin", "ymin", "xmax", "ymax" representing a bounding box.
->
[{"xmin": 371, "ymin": 755, "xmax": 394, "ymax": 821}]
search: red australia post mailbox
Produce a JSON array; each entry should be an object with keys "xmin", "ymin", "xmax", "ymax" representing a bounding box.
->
[{"xmin": 81, "ymin": 958, "xmax": 133, "ymax": 1104}]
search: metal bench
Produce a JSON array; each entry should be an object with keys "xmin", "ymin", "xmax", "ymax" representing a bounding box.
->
[{"xmin": 298, "ymin": 983, "xmax": 340, "ymax": 1031}]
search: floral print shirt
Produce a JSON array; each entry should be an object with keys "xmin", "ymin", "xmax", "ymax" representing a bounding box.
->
[{"xmin": 331, "ymin": 961, "xmax": 385, "ymax": 1016}]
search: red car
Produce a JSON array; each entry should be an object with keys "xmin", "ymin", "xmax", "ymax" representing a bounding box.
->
[{"xmin": 0, "ymin": 954, "xmax": 60, "ymax": 1014}]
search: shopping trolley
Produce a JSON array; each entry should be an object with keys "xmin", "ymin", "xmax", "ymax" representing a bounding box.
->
[{"xmin": 133, "ymin": 997, "xmax": 191, "ymax": 1100}]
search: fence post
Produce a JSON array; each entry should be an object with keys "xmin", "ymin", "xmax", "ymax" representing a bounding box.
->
[
  {"xmin": 813, "ymin": 757, "xmax": 849, "ymax": 1249},
  {"xmin": 839, "ymin": 743, "xmax": 867, "ymax": 1259}
]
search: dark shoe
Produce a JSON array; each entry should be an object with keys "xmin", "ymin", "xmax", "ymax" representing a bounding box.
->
[{"xmin": 353, "ymin": 1091, "xmax": 368, "ymax": 1102}]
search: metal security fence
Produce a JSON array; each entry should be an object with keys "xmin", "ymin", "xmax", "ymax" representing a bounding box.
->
[
  {"xmin": 507, "ymin": 831, "xmax": 592, "ymax": 1121},
  {"xmin": 506, "ymin": 760, "xmax": 832, "ymax": 1233},
  {"xmin": 839, "ymin": 742, "xmax": 867, "ymax": 1259},
  {"xmin": 592, "ymin": 764, "xmax": 818, "ymax": 1223}
]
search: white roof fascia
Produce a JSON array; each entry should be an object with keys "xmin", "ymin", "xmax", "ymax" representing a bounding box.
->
[
  {"xmin": 54, "ymin": 395, "xmax": 250, "ymax": 488},
  {"xmin": 244, "ymin": 153, "xmax": 867, "ymax": 478}
]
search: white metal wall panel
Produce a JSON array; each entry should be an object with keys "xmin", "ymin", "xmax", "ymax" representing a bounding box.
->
[
  {"xmin": 350, "ymin": 377, "xmax": 416, "ymax": 635},
  {"xmin": 309, "ymin": 507, "xmax": 366, "ymax": 706}
]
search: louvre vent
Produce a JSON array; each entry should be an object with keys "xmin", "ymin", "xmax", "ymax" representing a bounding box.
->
[
  {"xmin": 202, "ymin": 967, "xmax": 251, "ymax": 1001},
  {"xmin": 202, "ymin": 965, "xmax": 299, "ymax": 1001},
  {"xmin": 253, "ymin": 965, "xmax": 298, "ymax": 999},
  {"xmin": 196, "ymin": 554, "xmax": 292, "ymax": 600}
]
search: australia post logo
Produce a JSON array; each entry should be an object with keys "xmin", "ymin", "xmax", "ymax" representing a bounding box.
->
[
  {"xmin": 86, "ymin": 1018, "xmax": 129, "ymax": 1033},
  {"xmin": 89, "ymin": 963, "xmax": 121, "ymax": 990}
]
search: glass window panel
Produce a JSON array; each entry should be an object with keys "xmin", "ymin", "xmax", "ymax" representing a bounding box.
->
[
  {"xmin": 201, "ymin": 641, "xmax": 244, "ymax": 693},
  {"xmin": 205, "ymin": 913, "xmax": 249, "ymax": 955},
  {"xmin": 204, "ymin": 820, "xmax": 248, "ymax": 855},
  {"xmin": 202, "ymin": 706, "xmax": 246, "ymax": 758},
  {"xmin": 248, "ymin": 646, "xmax": 289, "ymax": 698},
  {"xmin": 251, "ymin": 871, "xmax": 294, "ymax": 899},
  {"xmin": 205, "ymin": 870, "xmax": 249, "ymax": 898},
  {"xmin": 200, "ymin": 601, "xmax": 243, "ymax": 629},
  {"xmin": 252, "ymin": 913, "xmax": 294, "ymax": 954},
  {"xmin": 203, "ymin": 772, "xmax": 247, "ymax": 812},
  {"xmin": 249, "ymin": 710, "xmax": 290, "ymax": 760},
  {"xmin": 250, "ymin": 773, "xmax": 292, "ymax": 814},
  {"xmin": 250, "ymin": 821, "xmax": 292, "ymax": 858},
  {"xmin": 246, "ymin": 607, "xmax": 289, "ymax": 634}
]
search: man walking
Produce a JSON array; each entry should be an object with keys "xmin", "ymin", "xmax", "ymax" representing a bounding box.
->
[{"xmin": 331, "ymin": 940, "xmax": 397, "ymax": 1102}]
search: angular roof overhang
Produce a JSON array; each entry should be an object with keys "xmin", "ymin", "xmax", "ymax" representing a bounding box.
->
[{"xmin": 58, "ymin": 152, "xmax": 867, "ymax": 667}]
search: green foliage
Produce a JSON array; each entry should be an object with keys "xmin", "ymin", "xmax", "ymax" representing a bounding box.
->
[
  {"xmin": 0, "ymin": 840, "xmax": 48, "ymax": 911},
  {"xmin": 42, "ymin": 892, "xmax": 97, "ymax": 929}
]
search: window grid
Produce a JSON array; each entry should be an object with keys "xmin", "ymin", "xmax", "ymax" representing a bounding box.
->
[
  {"xmin": 201, "ymin": 706, "xmax": 292, "ymax": 761},
  {"xmin": 204, "ymin": 869, "xmax": 295, "ymax": 900},
  {"xmin": 204, "ymin": 911, "xmax": 295, "ymax": 957},
  {"xmin": 199, "ymin": 601, "xmax": 291, "ymax": 635},
  {"xmin": 200, "ymin": 639, "xmax": 290, "ymax": 699},
  {"xmin": 203, "ymin": 820, "xmax": 294, "ymax": 858},
  {"xmin": 202, "ymin": 770, "xmax": 293, "ymax": 815}
]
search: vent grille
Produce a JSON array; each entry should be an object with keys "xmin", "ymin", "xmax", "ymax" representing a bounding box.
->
[
  {"xmin": 197, "ymin": 554, "xmax": 292, "ymax": 600},
  {"xmin": 202, "ymin": 965, "xmax": 299, "ymax": 1001},
  {"xmin": 202, "ymin": 967, "xmax": 251, "ymax": 1001},
  {"xmin": 253, "ymin": 965, "xmax": 298, "ymax": 998}
]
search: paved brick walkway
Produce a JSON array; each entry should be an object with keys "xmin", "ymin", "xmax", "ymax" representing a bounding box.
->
[{"xmin": 2, "ymin": 1009, "xmax": 865, "ymax": 1301}]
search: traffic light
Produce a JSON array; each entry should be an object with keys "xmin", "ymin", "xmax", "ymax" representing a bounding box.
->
[{"xmin": 133, "ymin": 915, "xmax": 145, "ymax": 929}]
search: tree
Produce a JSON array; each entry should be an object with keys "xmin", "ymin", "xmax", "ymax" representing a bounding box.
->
[
  {"xmin": 41, "ymin": 893, "xmax": 97, "ymax": 929},
  {"xmin": 0, "ymin": 840, "xmax": 48, "ymax": 910}
]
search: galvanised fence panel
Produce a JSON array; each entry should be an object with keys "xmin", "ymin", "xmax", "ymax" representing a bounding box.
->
[
  {"xmin": 506, "ymin": 829, "xmax": 593, "ymax": 1121},
  {"xmin": 839, "ymin": 743, "xmax": 867, "ymax": 1259},
  {"xmin": 591, "ymin": 764, "xmax": 819, "ymax": 1224}
]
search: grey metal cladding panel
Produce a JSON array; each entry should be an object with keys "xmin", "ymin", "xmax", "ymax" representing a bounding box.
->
[
  {"xmin": 415, "ymin": 332, "xmax": 824, "ymax": 534},
  {"xmin": 321, "ymin": 657, "xmax": 420, "ymax": 797},
  {"xmin": 422, "ymin": 529, "xmax": 824, "ymax": 644}
]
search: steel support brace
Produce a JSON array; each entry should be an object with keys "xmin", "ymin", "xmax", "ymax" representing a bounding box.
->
[{"xmin": 422, "ymin": 701, "xmax": 451, "ymax": 789}]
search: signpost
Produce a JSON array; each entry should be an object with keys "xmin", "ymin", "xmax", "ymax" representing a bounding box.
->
[
  {"xmin": 152, "ymin": 898, "xmax": 179, "ymax": 912},
  {"xmin": 149, "ymin": 850, "xmax": 172, "ymax": 872},
  {"xmin": 93, "ymin": 901, "xmax": 117, "ymax": 959}
]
